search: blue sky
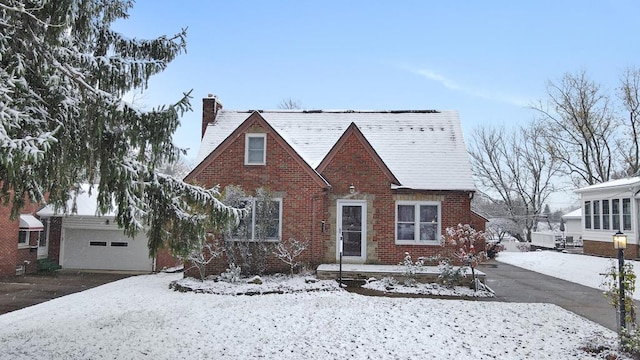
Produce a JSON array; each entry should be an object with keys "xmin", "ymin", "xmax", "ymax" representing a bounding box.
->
[{"xmin": 115, "ymin": 1, "xmax": 639, "ymax": 208}]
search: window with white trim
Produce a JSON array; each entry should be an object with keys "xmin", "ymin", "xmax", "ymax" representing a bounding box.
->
[
  {"xmin": 593, "ymin": 200, "xmax": 600, "ymax": 229},
  {"xmin": 602, "ymin": 200, "xmax": 610, "ymax": 230},
  {"xmin": 18, "ymin": 230, "xmax": 28, "ymax": 247},
  {"xmin": 585, "ymin": 197, "xmax": 632, "ymax": 232},
  {"xmin": 245, "ymin": 133, "xmax": 266, "ymax": 165},
  {"xmin": 584, "ymin": 201, "xmax": 591, "ymax": 229},
  {"xmin": 230, "ymin": 198, "xmax": 282, "ymax": 241},
  {"xmin": 395, "ymin": 201, "xmax": 440, "ymax": 244},
  {"xmin": 612, "ymin": 199, "xmax": 620, "ymax": 230},
  {"xmin": 623, "ymin": 198, "xmax": 632, "ymax": 231}
]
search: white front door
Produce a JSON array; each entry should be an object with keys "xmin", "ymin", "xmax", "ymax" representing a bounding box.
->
[
  {"xmin": 37, "ymin": 219, "xmax": 49, "ymax": 259},
  {"xmin": 336, "ymin": 200, "xmax": 367, "ymax": 262}
]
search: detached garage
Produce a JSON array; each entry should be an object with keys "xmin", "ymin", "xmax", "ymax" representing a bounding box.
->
[
  {"xmin": 60, "ymin": 218, "xmax": 153, "ymax": 271},
  {"xmin": 37, "ymin": 186, "xmax": 155, "ymax": 272}
]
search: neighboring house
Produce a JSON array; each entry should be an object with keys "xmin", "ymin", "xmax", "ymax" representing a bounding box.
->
[
  {"xmin": 0, "ymin": 201, "xmax": 45, "ymax": 276},
  {"xmin": 185, "ymin": 96, "xmax": 477, "ymax": 276},
  {"xmin": 575, "ymin": 177, "xmax": 640, "ymax": 259},
  {"xmin": 561, "ymin": 208, "xmax": 582, "ymax": 246},
  {"xmin": 37, "ymin": 186, "xmax": 178, "ymax": 272}
]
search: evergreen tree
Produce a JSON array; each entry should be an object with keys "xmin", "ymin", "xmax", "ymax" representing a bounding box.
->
[{"xmin": 0, "ymin": 0, "xmax": 236, "ymax": 258}]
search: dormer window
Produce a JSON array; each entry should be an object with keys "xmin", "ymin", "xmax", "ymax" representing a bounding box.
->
[{"xmin": 245, "ymin": 133, "xmax": 266, "ymax": 165}]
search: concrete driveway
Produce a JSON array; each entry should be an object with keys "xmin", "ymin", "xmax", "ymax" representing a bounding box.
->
[
  {"xmin": 478, "ymin": 260, "xmax": 639, "ymax": 332},
  {"xmin": 0, "ymin": 270, "xmax": 136, "ymax": 315}
]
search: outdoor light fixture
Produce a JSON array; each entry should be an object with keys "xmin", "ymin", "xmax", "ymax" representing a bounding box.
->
[
  {"xmin": 349, "ymin": 184, "xmax": 355, "ymax": 194},
  {"xmin": 613, "ymin": 230, "xmax": 628, "ymax": 332},
  {"xmin": 613, "ymin": 231, "xmax": 627, "ymax": 249}
]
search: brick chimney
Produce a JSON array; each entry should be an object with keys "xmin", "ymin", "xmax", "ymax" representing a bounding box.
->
[{"xmin": 202, "ymin": 94, "xmax": 223, "ymax": 139}]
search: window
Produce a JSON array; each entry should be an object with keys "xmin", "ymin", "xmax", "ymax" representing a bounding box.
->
[
  {"xmin": 89, "ymin": 241, "xmax": 107, "ymax": 247},
  {"xmin": 230, "ymin": 198, "xmax": 282, "ymax": 241},
  {"xmin": 602, "ymin": 200, "xmax": 610, "ymax": 230},
  {"xmin": 613, "ymin": 199, "xmax": 620, "ymax": 230},
  {"xmin": 111, "ymin": 242, "xmax": 128, "ymax": 247},
  {"xmin": 593, "ymin": 200, "xmax": 600, "ymax": 229},
  {"xmin": 18, "ymin": 230, "xmax": 28, "ymax": 247},
  {"xmin": 623, "ymin": 198, "xmax": 632, "ymax": 231},
  {"xmin": 395, "ymin": 201, "xmax": 440, "ymax": 244},
  {"xmin": 584, "ymin": 201, "xmax": 591, "ymax": 229},
  {"xmin": 245, "ymin": 133, "xmax": 266, "ymax": 165}
]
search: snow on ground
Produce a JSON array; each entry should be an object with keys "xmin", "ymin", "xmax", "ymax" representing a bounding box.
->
[
  {"xmin": 173, "ymin": 274, "xmax": 341, "ymax": 295},
  {"xmin": 497, "ymin": 250, "xmax": 640, "ymax": 299},
  {"xmin": 362, "ymin": 277, "xmax": 495, "ymax": 298},
  {"xmin": 0, "ymin": 272, "xmax": 627, "ymax": 359}
]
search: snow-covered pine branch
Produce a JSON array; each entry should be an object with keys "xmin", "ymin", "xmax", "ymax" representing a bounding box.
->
[{"xmin": 0, "ymin": 0, "xmax": 236, "ymax": 258}]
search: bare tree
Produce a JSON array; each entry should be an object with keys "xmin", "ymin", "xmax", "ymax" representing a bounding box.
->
[
  {"xmin": 273, "ymin": 237, "xmax": 309, "ymax": 276},
  {"xmin": 618, "ymin": 66, "xmax": 640, "ymax": 176},
  {"xmin": 278, "ymin": 98, "xmax": 302, "ymax": 110},
  {"xmin": 469, "ymin": 123, "xmax": 561, "ymax": 241},
  {"xmin": 532, "ymin": 70, "xmax": 618, "ymax": 186},
  {"xmin": 157, "ymin": 152, "xmax": 193, "ymax": 179}
]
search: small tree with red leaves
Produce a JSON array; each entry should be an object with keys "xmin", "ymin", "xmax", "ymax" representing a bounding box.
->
[{"xmin": 442, "ymin": 224, "xmax": 487, "ymax": 291}]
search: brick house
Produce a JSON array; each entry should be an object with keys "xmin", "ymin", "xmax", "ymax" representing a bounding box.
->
[
  {"xmin": 0, "ymin": 201, "xmax": 46, "ymax": 276},
  {"xmin": 185, "ymin": 96, "xmax": 478, "ymax": 276}
]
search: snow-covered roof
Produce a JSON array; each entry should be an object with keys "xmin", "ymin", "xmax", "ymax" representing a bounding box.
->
[
  {"xmin": 196, "ymin": 110, "xmax": 475, "ymax": 191},
  {"xmin": 575, "ymin": 177, "xmax": 640, "ymax": 193},
  {"xmin": 37, "ymin": 185, "xmax": 115, "ymax": 218},
  {"xmin": 562, "ymin": 208, "xmax": 582, "ymax": 219}
]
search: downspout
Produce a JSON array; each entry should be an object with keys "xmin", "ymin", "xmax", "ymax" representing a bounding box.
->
[
  {"xmin": 311, "ymin": 194, "xmax": 316, "ymax": 267},
  {"xmin": 633, "ymin": 187, "xmax": 640, "ymax": 259}
]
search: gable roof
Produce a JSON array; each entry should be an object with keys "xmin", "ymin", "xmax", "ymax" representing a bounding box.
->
[
  {"xmin": 188, "ymin": 112, "xmax": 330, "ymax": 188},
  {"xmin": 562, "ymin": 208, "xmax": 582, "ymax": 219},
  {"xmin": 195, "ymin": 110, "xmax": 475, "ymax": 191},
  {"xmin": 316, "ymin": 122, "xmax": 400, "ymax": 186}
]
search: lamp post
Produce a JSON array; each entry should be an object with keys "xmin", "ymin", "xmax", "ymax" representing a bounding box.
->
[{"xmin": 613, "ymin": 230, "xmax": 628, "ymax": 332}]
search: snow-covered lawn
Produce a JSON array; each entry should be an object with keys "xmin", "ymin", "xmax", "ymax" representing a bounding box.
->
[
  {"xmin": 362, "ymin": 277, "xmax": 495, "ymax": 298},
  {"xmin": 0, "ymin": 272, "xmax": 628, "ymax": 359},
  {"xmin": 497, "ymin": 250, "xmax": 640, "ymax": 299}
]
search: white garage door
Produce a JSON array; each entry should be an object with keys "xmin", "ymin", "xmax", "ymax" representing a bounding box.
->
[{"xmin": 63, "ymin": 228, "xmax": 153, "ymax": 271}]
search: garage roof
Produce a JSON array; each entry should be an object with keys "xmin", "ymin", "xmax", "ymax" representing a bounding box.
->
[{"xmin": 37, "ymin": 185, "xmax": 116, "ymax": 218}]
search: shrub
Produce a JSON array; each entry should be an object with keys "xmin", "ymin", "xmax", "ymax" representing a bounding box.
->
[
  {"xmin": 438, "ymin": 259, "xmax": 466, "ymax": 288},
  {"xmin": 219, "ymin": 264, "xmax": 242, "ymax": 283},
  {"xmin": 398, "ymin": 252, "xmax": 423, "ymax": 286},
  {"xmin": 442, "ymin": 224, "xmax": 487, "ymax": 290},
  {"xmin": 486, "ymin": 242, "xmax": 505, "ymax": 259}
]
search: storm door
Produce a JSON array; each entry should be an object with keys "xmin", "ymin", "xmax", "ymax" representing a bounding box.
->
[{"xmin": 336, "ymin": 200, "xmax": 367, "ymax": 261}]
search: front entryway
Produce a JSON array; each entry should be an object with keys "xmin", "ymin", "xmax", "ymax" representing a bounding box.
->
[{"xmin": 336, "ymin": 200, "xmax": 366, "ymax": 262}]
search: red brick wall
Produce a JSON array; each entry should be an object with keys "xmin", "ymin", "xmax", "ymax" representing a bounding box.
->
[
  {"xmin": 156, "ymin": 248, "xmax": 181, "ymax": 271},
  {"xmin": 15, "ymin": 231, "xmax": 39, "ymax": 274},
  {"xmin": 187, "ymin": 120, "xmax": 329, "ymax": 277},
  {"xmin": 47, "ymin": 217, "xmax": 62, "ymax": 266},
  {"xmin": 471, "ymin": 212, "xmax": 487, "ymax": 232},
  {"xmin": 0, "ymin": 200, "xmax": 43, "ymax": 276},
  {"xmin": 0, "ymin": 205, "xmax": 19, "ymax": 276},
  {"xmin": 201, "ymin": 96, "xmax": 223, "ymax": 139},
  {"xmin": 583, "ymin": 239, "xmax": 638, "ymax": 260}
]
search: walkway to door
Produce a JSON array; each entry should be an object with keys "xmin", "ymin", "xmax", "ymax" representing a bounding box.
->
[{"xmin": 478, "ymin": 260, "xmax": 640, "ymax": 332}]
